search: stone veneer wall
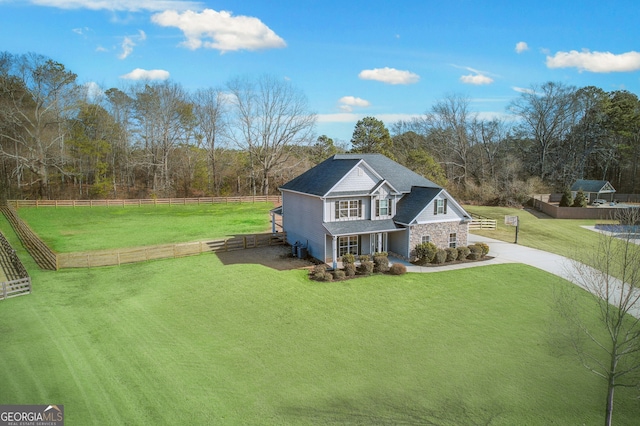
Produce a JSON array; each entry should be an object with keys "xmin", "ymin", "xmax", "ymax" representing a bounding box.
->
[{"xmin": 408, "ymin": 221, "xmax": 469, "ymax": 261}]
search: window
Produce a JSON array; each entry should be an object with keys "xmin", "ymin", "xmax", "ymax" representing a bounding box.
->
[
  {"xmin": 376, "ymin": 199, "xmax": 392, "ymax": 217},
  {"xmin": 434, "ymin": 198, "xmax": 448, "ymax": 215},
  {"xmin": 339, "ymin": 236, "xmax": 359, "ymax": 257},
  {"xmin": 421, "ymin": 235, "xmax": 430, "ymax": 244},
  {"xmin": 449, "ymin": 233, "xmax": 457, "ymax": 248},
  {"xmin": 336, "ymin": 200, "xmax": 361, "ymax": 219}
]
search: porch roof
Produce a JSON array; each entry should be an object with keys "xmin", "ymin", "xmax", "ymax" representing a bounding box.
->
[{"xmin": 323, "ymin": 219, "xmax": 403, "ymax": 237}]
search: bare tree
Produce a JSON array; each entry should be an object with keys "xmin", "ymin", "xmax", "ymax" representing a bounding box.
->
[
  {"xmin": 192, "ymin": 87, "xmax": 227, "ymax": 195},
  {"xmin": 226, "ymin": 75, "xmax": 316, "ymax": 195},
  {"xmin": 556, "ymin": 207, "xmax": 640, "ymax": 426},
  {"xmin": 0, "ymin": 52, "xmax": 78, "ymax": 198}
]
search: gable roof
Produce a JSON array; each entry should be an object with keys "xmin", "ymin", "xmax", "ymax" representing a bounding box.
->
[
  {"xmin": 571, "ymin": 179, "xmax": 616, "ymax": 193},
  {"xmin": 279, "ymin": 154, "xmax": 440, "ymax": 197},
  {"xmin": 393, "ymin": 186, "xmax": 442, "ymax": 224}
]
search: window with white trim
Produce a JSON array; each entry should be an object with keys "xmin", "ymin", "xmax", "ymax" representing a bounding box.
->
[
  {"xmin": 376, "ymin": 199, "xmax": 393, "ymax": 217},
  {"xmin": 339, "ymin": 235, "xmax": 359, "ymax": 257},
  {"xmin": 421, "ymin": 235, "xmax": 430, "ymax": 244},
  {"xmin": 449, "ymin": 233, "xmax": 457, "ymax": 248},
  {"xmin": 336, "ymin": 200, "xmax": 361, "ymax": 219}
]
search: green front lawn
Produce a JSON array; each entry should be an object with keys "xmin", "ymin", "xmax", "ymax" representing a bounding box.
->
[
  {"xmin": 1, "ymin": 252, "xmax": 637, "ymax": 424},
  {"xmin": 16, "ymin": 203, "xmax": 275, "ymax": 252}
]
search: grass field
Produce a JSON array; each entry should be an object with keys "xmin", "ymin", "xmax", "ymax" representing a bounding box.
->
[
  {"xmin": 16, "ymin": 203, "xmax": 274, "ymax": 252},
  {"xmin": 2, "ymin": 205, "xmax": 640, "ymax": 424}
]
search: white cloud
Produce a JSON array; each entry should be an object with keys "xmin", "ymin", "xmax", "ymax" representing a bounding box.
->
[
  {"xmin": 120, "ymin": 68, "xmax": 170, "ymax": 80},
  {"xmin": 28, "ymin": 0, "xmax": 202, "ymax": 12},
  {"xmin": 338, "ymin": 96, "xmax": 370, "ymax": 112},
  {"xmin": 460, "ymin": 74, "xmax": 494, "ymax": 85},
  {"xmin": 118, "ymin": 30, "xmax": 146, "ymax": 60},
  {"xmin": 515, "ymin": 41, "xmax": 529, "ymax": 53},
  {"xmin": 512, "ymin": 86, "xmax": 536, "ymax": 94},
  {"xmin": 151, "ymin": 9, "xmax": 286, "ymax": 52},
  {"xmin": 358, "ymin": 67, "xmax": 420, "ymax": 85},
  {"xmin": 546, "ymin": 49, "xmax": 640, "ymax": 73},
  {"xmin": 82, "ymin": 82, "xmax": 104, "ymax": 100}
]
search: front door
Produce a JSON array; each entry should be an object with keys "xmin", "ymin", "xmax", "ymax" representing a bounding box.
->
[{"xmin": 371, "ymin": 232, "xmax": 387, "ymax": 254}]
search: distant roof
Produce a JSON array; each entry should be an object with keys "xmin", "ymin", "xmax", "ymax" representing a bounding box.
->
[
  {"xmin": 571, "ymin": 179, "xmax": 616, "ymax": 193},
  {"xmin": 394, "ymin": 186, "xmax": 442, "ymax": 224},
  {"xmin": 279, "ymin": 154, "xmax": 440, "ymax": 197}
]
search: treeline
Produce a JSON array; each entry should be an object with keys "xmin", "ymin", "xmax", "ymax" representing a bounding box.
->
[{"xmin": 1, "ymin": 52, "xmax": 638, "ymax": 204}]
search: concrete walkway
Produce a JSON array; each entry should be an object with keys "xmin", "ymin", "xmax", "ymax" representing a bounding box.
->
[{"xmin": 397, "ymin": 234, "xmax": 640, "ymax": 319}]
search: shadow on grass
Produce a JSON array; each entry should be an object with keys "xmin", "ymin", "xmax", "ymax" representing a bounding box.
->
[
  {"xmin": 214, "ymin": 244, "xmax": 315, "ymax": 271},
  {"xmin": 279, "ymin": 395, "xmax": 503, "ymax": 425}
]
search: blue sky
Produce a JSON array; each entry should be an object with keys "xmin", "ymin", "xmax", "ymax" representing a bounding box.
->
[{"xmin": 1, "ymin": 0, "xmax": 639, "ymax": 143}]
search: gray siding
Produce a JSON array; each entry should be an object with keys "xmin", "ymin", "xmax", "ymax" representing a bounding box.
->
[
  {"xmin": 282, "ymin": 191, "xmax": 326, "ymax": 260},
  {"xmin": 416, "ymin": 196, "xmax": 465, "ymax": 223},
  {"xmin": 333, "ymin": 165, "xmax": 378, "ymax": 192}
]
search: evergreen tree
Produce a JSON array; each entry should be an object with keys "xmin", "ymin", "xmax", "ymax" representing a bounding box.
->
[
  {"xmin": 559, "ymin": 186, "xmax": 573, "ymax": 207},
  {"xmin": 350, "ymin": 117, "xmax": 395, "ymax": 159},
  {"xmin": 572, "ymin": 189, "xmax": 588, "ymax": 207}
]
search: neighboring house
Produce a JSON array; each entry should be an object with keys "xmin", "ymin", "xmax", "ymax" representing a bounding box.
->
[
  {"xmin": 570, "ymin": 179, "xmax": 616, "ymax": 203},
  {"xmin": 274, "ymin": 154, "xmax": 471, "ymax": 269}
]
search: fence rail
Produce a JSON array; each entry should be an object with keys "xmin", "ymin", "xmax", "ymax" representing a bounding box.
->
[
  {"xmin": 9, "ymin": 195, "xmax": 282, "ymax": 208},
  {"xmin": 1, "ymin": 277, "xmax": 31, "ymax": 300},
  {"xmin": 469, "ymin": 219, "xmax": 497, "ymax": 230},
  {"xmin": 0, "ymin": 204, "xmax": 57, "ymax": 270},
  {"xmin": 57, "ymin": 233, "xmax": 286, "ymax": 269}
]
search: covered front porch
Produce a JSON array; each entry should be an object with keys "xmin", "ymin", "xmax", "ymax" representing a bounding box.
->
[{"xmin": 323, "ymin": 219, "xmax": 407, "ymax": 270}]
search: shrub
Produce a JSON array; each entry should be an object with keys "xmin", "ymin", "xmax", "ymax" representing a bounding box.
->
[
  {"xmin": 332, "ymin": 270, "xmax": 346, "ymax": 280},
  {"xmin": 341, "ymin": 253, "xmax": 356, "ymax": 264},
  {"xmin": 344, "ymin": 263, "xmax": 357, "ymax": 277},
  {"xmin": 358, "ymin": 260, "xmax": 374, "ymax": 275},
  {"xmin": 317, "ymin": 272, "xmax": 333, "ymax": 282},
  {"xmin": 433, "ymin": 249, "xmax": 447, "ymax": 264},
  {"xmin": 559, "ymin": 186, "xmax": 573, "ymax": 207},
  {"xmin": 415, "ymin": 242, "xmax": 437, "ymax": 264},
  {"xmin": 456, "ymin": 246, "xmax": 470, "ymax": 261},
  {"xmin": 572, "ymin": 189, "xmax": 588, "ymax": 207},
  {"xmin": 358, "ymin": 254, "xmax": 370, "ymax": 262},
  {"xmin": 468, "ymin": 244, "xmax": 483, "ymax": 260},
  {"xmin": 474, "ymin": 242, "xmax": 490, "ymax": 256},
  {"xmin": 373, "ymin": 252, "xmax": 390, "ymax": 273},
  {"xmin": 445, "ymin": 247, "xmax": 458, "ymax": 262},
  {"xmin": 312, "ymin": 264, "xmax": 327, "ymax": 277},
  {"xmin": 389, "ymin": 263, "xmax": 407, "ymax": 275}
]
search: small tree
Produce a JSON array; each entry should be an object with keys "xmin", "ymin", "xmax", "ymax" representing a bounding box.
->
[
  {"xmin": 572, "ymin": 189, "xmax": 588, "ymax": 207},
  {"xmin": 415, "ymin": 242, "xmax": 437, "ymax": 264},
  {"xmin": 559, "ymin": 186, "xmax": 573, "ymax": 207}
]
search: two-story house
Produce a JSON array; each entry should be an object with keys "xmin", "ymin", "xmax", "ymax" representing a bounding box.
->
[{"xmin": 275, "ymin": 154, "xmax": 471, "ymax": 269}]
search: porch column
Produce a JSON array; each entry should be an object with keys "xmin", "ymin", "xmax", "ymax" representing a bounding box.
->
[
  {"xmin": 271, "ymin": 212, "xmax": 276, "ymax": 234},
  {"xmin": 332, "ymin": 235, "xmax": 338, "ymax": 270}
]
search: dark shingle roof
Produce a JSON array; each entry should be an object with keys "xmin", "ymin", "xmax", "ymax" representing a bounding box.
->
[
  {"xmin": 323, "ymin": 219, "xmax": 401, "ymax": 236},
  {"xmin": 393, "ymin": 186, "xmax": 442, "ymax": 224},
  {"xmin": 279, "ymin": 154, "xmax": 440, "ymax": 197},
  {"xmin": 571, "ymin": 179, "xmax": 615, "ymax": 193}
]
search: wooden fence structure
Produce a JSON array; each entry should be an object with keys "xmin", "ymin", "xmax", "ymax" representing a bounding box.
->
[
  {"xmin": 0, "ymin": 228, "xmax": 31, "ymax": 301},
  {"xmin": 0, "ymin": 204, "xmax": 57, "ymax": 270},
  {"xmin": 56, "ymin": 233, "xmax": 286, "ymax": 269},
  {"xmin": 9, "ymin": 195, "xmax": 282, "ymax": 209},
  {"xmin": 469, "ymin": 213, "xmax": 497, "ymax": 230}
]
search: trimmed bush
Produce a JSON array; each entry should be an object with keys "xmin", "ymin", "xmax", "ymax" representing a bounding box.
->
[
  {"xmin": 344, "ymin": 263, "xmax": 357, "ymax": 277},
  {"xmin": 341, "ymin": 253, "xmax": 356, "ymax": 264},
  {"xmin": 433, "ymin": 249, "xmax": 447, "ymax": 264},
  {"xmin": 415, "ymin": 242, "xmax": 437, "ymax": 264},
  {"xmin": 332, "ymin": 270, "xmax": 346, "ymax": 280},
  {"xmin": 445, "ymin": 248, "xmax": 458, "ymax": 262},
  {"xmin": 474, "ymin": 242, "xmax": 490, "ymax": 256},
  {"xmin": 468, "ymin": 244, "xmax": 483, "ymax": 260},
  {"xmin": 317, "ymin": 272, "xmax": 333, "ymax": 282},
  {"xmin": 312, "ymin": 264, "xmax": 327, "ymax": 277},
  {"xmin": 358, "ymin": 254, "xmax": 370, "ymax": 262},
  {"xmin": 389, "ymin": 263, "xmax": 407, "ymax": 275},
  {"xmin": 456, "ymin": 246, "xmax": 470, "ymax": 261},
  {"xmin": 572, "ymin": 189, "xmax": 588, "ymax": 207},
  {"xmin": 373, "ymin": 252, "xmax": 390, "ymax": 273},
  {"xmin": 358, "ymin": 260, "xmax": 374, "ymax": 275}
]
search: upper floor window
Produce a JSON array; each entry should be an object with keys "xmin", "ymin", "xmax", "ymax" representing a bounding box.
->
[
  {"xmin": 336, "ymin": 200, "xmax": 361, "ymax": 219},
  {"xmin": 434, "ymin": 198, "xmax": 448, "ymax": 215},
  {"xmin": 376, "ymin": 199, "xmax": 393, "ymax": 217}
]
